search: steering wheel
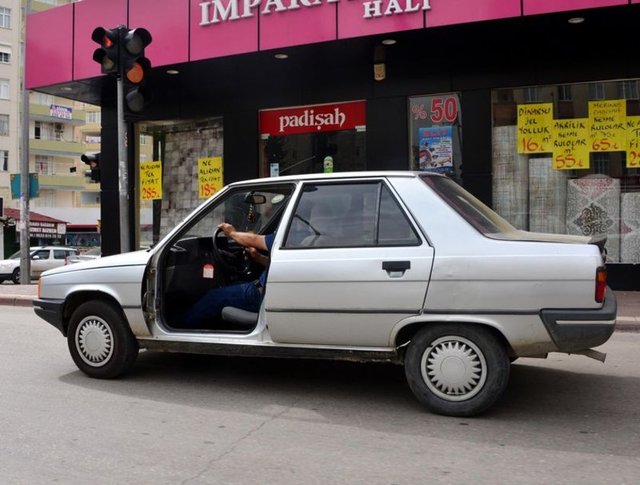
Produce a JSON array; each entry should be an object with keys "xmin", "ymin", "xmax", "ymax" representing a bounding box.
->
[{"xmin": 212, "ymin": 227, "xmax": 251, "ymax": 277}]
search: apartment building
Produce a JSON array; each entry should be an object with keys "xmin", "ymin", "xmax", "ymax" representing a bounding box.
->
[{"xmin": 0, "ymin": 1, "xmax": 156, "ymax": 254}]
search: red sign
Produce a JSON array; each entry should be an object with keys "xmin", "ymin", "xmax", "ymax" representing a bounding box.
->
[{"xmin": 260, "ymin": 101, "xmax": 366, "ymax": 136}]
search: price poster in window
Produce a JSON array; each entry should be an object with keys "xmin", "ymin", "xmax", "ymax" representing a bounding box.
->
[
  {"xmin": 626, "ymin": 116, "xmax": 640, "ymax": 169},
  {"xmin": 198, "ymin": 157, "xmax": 223, "ymax": 199},
  {"xmin": 418, "ymin": 126, "xmax": 453, "ymax": 173},
  {"xmin": 552, "ymin": 119, "xmax": 589, "ymax": 170},
  {"xmin": 409, "ymin": 93, "xmax": 462, "ymax": 175},
  {"xmin": 140, "ymin": 161, "xmax": 162, "ymax": 200},
  {"xmin": 517, "ymin": 103, "xmax": 553, "ymax": 154},
  {"xmin": 589, "ymin": 100, "xmax": 626, "ymax": 152}
]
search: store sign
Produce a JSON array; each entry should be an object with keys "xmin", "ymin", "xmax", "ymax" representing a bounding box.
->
[
  {"xmin": 517, "ymin": 103, "xmax": 553, "ymax": 154},
  {"xmin": 199, "ymin": 0, "xmax": 431, "ymax": 25},
  {"xmin": 30, "ymin": 221, "xmax": 66, "ymax": 239},
  {"xmin": 50, "ymin": 104, "xmax": 73, "ymax": 120},
  {"xmin": 260, "ymin": 101, "xmax": 366, "ymax": 136}
]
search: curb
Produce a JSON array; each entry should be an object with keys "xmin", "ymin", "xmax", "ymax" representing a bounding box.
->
[{"xmin": 0, "ymin": 297, "xmax": 35, "ymax": 307}]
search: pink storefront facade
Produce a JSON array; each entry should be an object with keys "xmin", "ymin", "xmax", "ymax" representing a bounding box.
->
[{"xmin": 27, "ymin": 0, "xmax": 640, "ymax": 288}]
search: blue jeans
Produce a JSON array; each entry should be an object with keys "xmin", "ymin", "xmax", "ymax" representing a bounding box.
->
[{"xmin": 182, "ymin": 282, "xmax": 262, "ymax": 328}]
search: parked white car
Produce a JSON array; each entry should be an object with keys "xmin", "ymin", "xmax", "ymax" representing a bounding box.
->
[
  {"xmin": 0, "ymin": 246, "xmax": 79, "ymax": 284},
  {"xmin": 33, "ymin": 172, "xmax": 616, "ymax": 416}
]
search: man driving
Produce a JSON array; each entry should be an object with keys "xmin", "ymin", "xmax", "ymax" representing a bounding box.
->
[{"xmin": 182, "ymin": 222, "xmax": 275, "ymax": 328}]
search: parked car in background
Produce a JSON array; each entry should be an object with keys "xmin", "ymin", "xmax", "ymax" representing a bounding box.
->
[
  {"xmin": 67, "ymin": 247, "xmax": 101, "ymax": 264},
  {"xmin": 33, "ymin": 172, "xmax": 616, "ymax": 416},
  {"xmin": 0, "ymin": 246, "xmax": 79, "ymax": 284}
]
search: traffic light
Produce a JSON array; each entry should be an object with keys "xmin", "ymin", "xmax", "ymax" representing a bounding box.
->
[
  {"xmin": 91, "ymin": 26, "xmax": 152, "ymax": 113},
  {"xmin": 91, "ymin": 27, "xmax": 120, "ymax": 75},
  {"xmin": 121, "ymin": 28, "xmax": 152, "ymax": 113},
  {"xmin": 81, "ymin": 152, "xmax": 101, "ymax": 183}
]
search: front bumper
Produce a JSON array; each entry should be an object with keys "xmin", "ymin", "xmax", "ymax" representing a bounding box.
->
[
  {"xmin": 540, "ymin": 288, "xmax": 617, "ymax": 352},
  {"xmin": 33, "ymin": 298, "xmax": 66, "ymax": 336}
]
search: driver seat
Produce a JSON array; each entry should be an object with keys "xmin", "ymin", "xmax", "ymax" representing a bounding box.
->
[{"xmin": 221, "ymin": 306, "xmax": 259, "ymax": 327}]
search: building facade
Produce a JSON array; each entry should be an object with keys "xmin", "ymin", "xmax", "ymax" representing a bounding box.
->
[{"xmin": 25, "ymin": 0, "xmax": 640, "ymax": 289}]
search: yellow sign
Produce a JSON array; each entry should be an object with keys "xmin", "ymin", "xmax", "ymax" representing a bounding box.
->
[
  {"xmin": 198, "ymin": 157, "xmax": 223, "ymax": 198},
  {"xmin": 589, "ymin": 99, "xmax": 626, "ymax": 152},
  {"xmin": 626, "ymin": 116, "xmax": 640, "ymax": 169},
  {"xmin": 140, "ymin": 161, "xmax": 162, "ymax": 200},
  {"xmin": 552, "ymin": 119, "xmax": 590, "ymax": 170},
  {"xmin": 517, "ymin": 103, "xmax": 553, "ymax": 154}
]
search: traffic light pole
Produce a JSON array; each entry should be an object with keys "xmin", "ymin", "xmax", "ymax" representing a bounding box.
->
[{"xmin": 116, "ymin": 76, "xmax": 130, "ymax": 253}]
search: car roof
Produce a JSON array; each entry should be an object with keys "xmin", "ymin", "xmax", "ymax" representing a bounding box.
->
[{"xmin": 226, "ymin": 170, "xmax": 441, "ymax": 188}]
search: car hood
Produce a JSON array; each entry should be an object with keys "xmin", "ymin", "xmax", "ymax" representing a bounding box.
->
[{"xmin": 42, "ymin": 249, "xmax": 152, "ymax": 276}]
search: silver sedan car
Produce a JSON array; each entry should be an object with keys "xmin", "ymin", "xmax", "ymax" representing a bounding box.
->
[{"xmin": 33, "ymin": 172, "xmax": 616, "ymax": 416}]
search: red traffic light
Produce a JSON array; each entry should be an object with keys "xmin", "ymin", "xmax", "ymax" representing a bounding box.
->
[{"xmin": 91, "ymin": 27, "xmax": 120, "ymax": 75}]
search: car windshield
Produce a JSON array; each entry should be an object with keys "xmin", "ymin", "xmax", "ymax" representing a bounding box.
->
[
  {"xmin": 8, "ymin": 250, "xmax": 36, "ymax": 259},
  {"xmin": 421, "ymin": 175, "xmax": 517, "ymax": 237}
]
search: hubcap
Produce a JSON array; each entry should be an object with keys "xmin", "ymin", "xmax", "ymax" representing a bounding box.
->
[
  {"xmin": 75, "ymin": 316, "xmax": 114, "ymax": 367},
  {"xmin": 421, "ymin": 336, "xmax": 487, "ymax": 402}
]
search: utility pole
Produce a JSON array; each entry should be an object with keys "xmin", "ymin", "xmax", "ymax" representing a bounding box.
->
[
  {"xmin": 19, "ymin": 0, "xmax": 32, "ymax": 284},
  {"xmin": 116, "ymin": 71, "xmax": 130, "ymax": 253}
]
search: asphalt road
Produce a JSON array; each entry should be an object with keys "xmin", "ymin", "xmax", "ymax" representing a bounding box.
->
[{"xmin": 2, "ymin": 306, "xmax": 640, "ymax": 484}]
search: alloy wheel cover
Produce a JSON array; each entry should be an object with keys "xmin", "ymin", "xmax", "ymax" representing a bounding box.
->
[
  {"xmin": 75, "ymin": 316, "xmax": 114, "ymax": 367},
  {"xmin": 420, "ymin": 335, "xmax": 487, "ymax": 402}
]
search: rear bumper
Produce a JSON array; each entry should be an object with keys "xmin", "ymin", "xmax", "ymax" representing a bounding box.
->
[
  {"xmin": 540, "ymin": 288, "xmax": 617, "ymax": 352},
  {"xmin": 33, "ymin": 298, "xmax": 66, "ymax": 336}
]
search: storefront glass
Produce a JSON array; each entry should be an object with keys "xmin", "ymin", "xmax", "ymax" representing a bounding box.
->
[
  {"xmin": 408, "ymin": 93, "xmax": 463, "ymax": 180},
  {"xmin": 259, "ymin": 101, "xmax": 366, "ymax": 177},
  {"xmin": 491, "ymin": 81, "xmax": 640, "ymax": 264}
]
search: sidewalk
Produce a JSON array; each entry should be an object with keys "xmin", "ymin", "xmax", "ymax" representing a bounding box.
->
[{"xmin": 2, "ymin": 282, "xmax": 638, "ymax": 332}]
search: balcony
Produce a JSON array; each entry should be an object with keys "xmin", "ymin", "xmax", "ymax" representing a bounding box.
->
[
  {"xmin": 30, "ymin": 138, "xmax": 84, "ymax": 157},
  {"xmin": 37, "ymin": 174, "xmax": 100, "ymax": 192},
  {"xmin": 30, "ymin": 103, "xmax": 86, "ymax": 126}
]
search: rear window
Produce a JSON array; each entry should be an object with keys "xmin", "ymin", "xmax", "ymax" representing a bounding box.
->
[{"xmin": 421, "ymin": 175, "xmax": 517, "ymax": 237}]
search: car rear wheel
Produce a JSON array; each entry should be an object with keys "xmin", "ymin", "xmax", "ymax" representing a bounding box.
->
[
  {"xmin": 404, "ymin": 324, "xmax": 510, "ymax": 417},
  {"xmin": 11, "ymin": 268, "xmax": 20, "ymax": 284},
  {"xmin": 67, "ymin": 301, "xmax": 139, "ymax": 379}
]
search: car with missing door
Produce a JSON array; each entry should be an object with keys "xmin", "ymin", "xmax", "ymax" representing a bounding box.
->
[{"xmin": 32, "ymin": 171, "xmax": 616, "ymax": 416}]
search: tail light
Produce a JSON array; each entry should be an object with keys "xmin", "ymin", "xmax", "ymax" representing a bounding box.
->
[{"xmin": 595, "ymin": 266, "xmax": 607, "ymax": 303}]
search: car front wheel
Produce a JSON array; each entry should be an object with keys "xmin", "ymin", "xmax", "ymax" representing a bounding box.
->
[
  {"xmin": 404, "ymin": 324, "xmax": 510, "ymax": 417},
  {"xmin": 67, "ymin": 301, "xmax": 139, "ymax": 379},
  {"xmin": 11, "ymin": 268, "xmax": 20, "ymax": 284}
]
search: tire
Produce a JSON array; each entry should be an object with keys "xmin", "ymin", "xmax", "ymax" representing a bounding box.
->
[
  {"xmin": 67, "ymin": 300, "xmax": 139, "ymax": 379},
  {"xmin": 404, "ymin": 324, "xmax": 510, "ymax": 417},
  {"xmin": 11, "ymin": 268, "xmax": 20, "ymax": 284}
]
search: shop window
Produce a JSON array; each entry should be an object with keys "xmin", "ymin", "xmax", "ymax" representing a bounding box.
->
[
  {"xmin": 408, "ymin": 93, "xmax": 462, "ymax": 179},
  {"xmin": 491, "ymin": 80, "xmax": 640, "ymax": 265},
  {"xmin": 259, "ymin": 101, "xmax": 366, "ymax": 177},
  {"xmin": 558, "ymin": 85, "xmax": 573, "ymax": 102},
  {"xmin": 619, "ymin": 81, "xmax": 639, "ymax": 100},
  {"xmin": 589, "ymin": 83, "xmax": 606, "ymax": 100}
]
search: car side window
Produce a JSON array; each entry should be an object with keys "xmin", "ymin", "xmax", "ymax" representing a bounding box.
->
[
  {"xmin": 53, "ymin": 250, "xmax": 68, "ymax": 260},
  {"xmin": 284, "ymin": 182, "xmax": 420, "ymax": 248},
  {"xmin": 32, "ymin": 250, "xmax": 50, "ymax": 260}
]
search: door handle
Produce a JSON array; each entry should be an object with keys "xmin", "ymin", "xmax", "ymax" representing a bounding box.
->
[{"xmin": 382, "ymin": 261, "xmax": 411, "ymax": 272}]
